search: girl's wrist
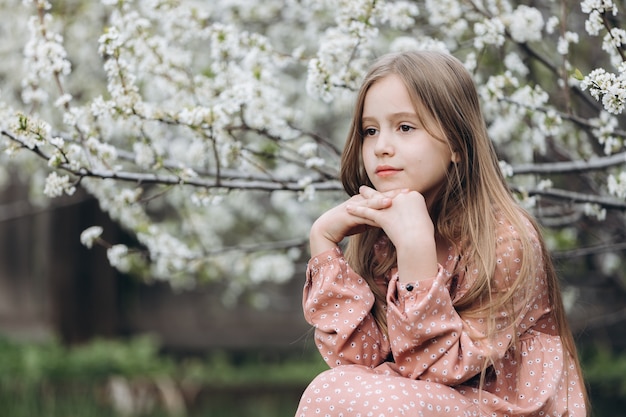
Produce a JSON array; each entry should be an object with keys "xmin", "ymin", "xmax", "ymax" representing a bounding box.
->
[
  {"xmin": 309, "ymin": 220, "xmax": 341, "ymax": 256},
  {"xmin": 395, "ymin": 238, "xmax": 438, "ymax": 282}
]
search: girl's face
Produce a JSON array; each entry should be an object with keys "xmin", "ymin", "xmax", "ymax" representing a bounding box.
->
[{"xmin": 361, "ymin": 74, "xmax": 455, "ymax": 207}]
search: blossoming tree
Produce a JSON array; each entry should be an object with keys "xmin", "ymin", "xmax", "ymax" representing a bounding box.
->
[{"xmin": 1, "ymin": 0, "xmax": 625, "ymax": 312}]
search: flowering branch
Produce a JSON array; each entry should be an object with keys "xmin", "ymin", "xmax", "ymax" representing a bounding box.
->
[{"xmin": 1, "ymin": 0, "xmax": 626, "ymax": 297}]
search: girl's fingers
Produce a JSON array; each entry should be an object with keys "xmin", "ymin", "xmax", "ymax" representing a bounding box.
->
[
  {"xmin": 345, "ymin": 204, "xmax": 380, "ymax": 224},
  {"xmin": 359, "ymin": 185, "xmax": 409, "ymax": 200},
  {"xmin": 358, "ymin": 185, "xmax": 377, "ymax": 198},
  {"xmin": 361, "ymin": 196, "xmax": 391, "ymax": 210}
]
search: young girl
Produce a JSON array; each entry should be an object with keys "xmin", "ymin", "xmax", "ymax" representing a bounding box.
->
[{"xmin": 296, "ymin": 50, "xmax": 588, "ymax": 417}]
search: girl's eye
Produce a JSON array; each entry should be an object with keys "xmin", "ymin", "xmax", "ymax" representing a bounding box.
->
[
  {"xmin": 363, "ymin": 128, "xmax": 377, "ymax": 136},
  {"xmin": 400, "ymin": 124, "xmax": 414, "ymax": 132}
]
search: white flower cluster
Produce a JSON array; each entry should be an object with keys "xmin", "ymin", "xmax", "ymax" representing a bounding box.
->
[
  {"xmin": 390, "ymin": 37, "xmax": 447, "ymax": 54},
  {"xmin": 558, "ymin": 32, "xmax": 580, "ymax": 55},
  {"xmin": 248, "ymin": 253, "xmax": 295, "ymax": 284},
  {"xmin": 7, "ymin": 113, "xmax": 50, "ymax": 150},
  {"xmin": 376, "ymin": 1, "xmax": 420, "ymax": 30},
  {"xmin": 506, "ymin": 5, "xmax": 544, "ymax": 44},
  {"xmin": 589, "ymin": 111, "xmax": 621, "ymax": 154},
  {"xmin": 86, "ymin": 137, "xmax": 118, "ymax": 168},
  {"xmin": 297, "ymin": 176, "xmax": 316, "ymax": 202},
  {"xmin": 137, "ymin": 226, "xmax": 201, "ymax": 281},
  {"xmin": 133, "ymin": 141, "xmax": 156, "ymax": 169},
  {"xmin": 581, "ymin": 66, "xmax": 626, "ymax": 114},
  {"xmin": 583, "ymin": 203, "xmax": 607, "ymax": 221},
  {"xmin": 498, "ymin": 160, "xmax": 514, "ymax": 178},
  {"xmin": 536, "ymin": 179, "xmax": 553, "ymax": 191},
  {"xmin": 580, "ymin": 0, "xmax": 624, "ymax": 66},
  {"xmin": 584, "ymin": 8, "xmax": 605, "ymax": 37},
  {"xmin": 306, "ymin": 0, "xmax": 419, "ymax": 102},
  {"xmin": 80, "ymin": 226, "xmax": 103, "ymax": 249},
  {"xmin": 1, "ymin": 0, "xmax": 625, "ymax": 292},
  {"xmin": 474, "ymin": 17, "xmax": 505, "ymax": 49},
  {"xmin": 504, "ymin": 52, "xmax": 529, "ymax": 76},
  {"xmin": 107, "ymin": 244, "xmax": 132, "ymax": 273},
  {"xmin": 603, "ymin": 28, "xmax": 626, "ymax": 67},
  {"xmin": 424, "ymin": 0, "xmax": 468, "ymax": 42},
  {"xmin": 43, "ymin": 171, "xmax": 76, "ymax": 197},
  {"xmin": 608, "ymin": 171, "xmax": 626, "ymax": 198},
  {"xmin": 545, "ymin": 16, "xmax": 560, "ymax": 35},
  {"xmin": 22, "ymin": 12, "xmax": 71, "ymax": 105},
  {"xmin": 581, "ymin": 0, "xmax": 618, "ymax": 24}
]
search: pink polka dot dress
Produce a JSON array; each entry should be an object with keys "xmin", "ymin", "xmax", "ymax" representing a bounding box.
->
[{"xmin": 296, "ymin": 217, "xmax": 586, "ymax": 417}]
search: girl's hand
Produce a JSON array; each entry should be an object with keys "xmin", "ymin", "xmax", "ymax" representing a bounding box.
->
[
  {"xmin": 347, "ymin": 186, "xmax": 438, "ymax": 281},
  {"xmin": 309, "ymin": 187, "xmax": 406, "ymax": 256},
  {"xmin": 351, "ymin": 186, "xmax": 433, "ymax": 246}
]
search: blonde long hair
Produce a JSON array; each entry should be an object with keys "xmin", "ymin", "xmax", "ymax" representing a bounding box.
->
[{"xmin": 340, "ymin": 50, "xmax": 587, "ymax": 405}]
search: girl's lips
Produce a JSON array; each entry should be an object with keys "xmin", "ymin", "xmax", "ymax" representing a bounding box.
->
[{"xmin": 375, "ymin": 166, "xmax": 401, "ymax": 176}]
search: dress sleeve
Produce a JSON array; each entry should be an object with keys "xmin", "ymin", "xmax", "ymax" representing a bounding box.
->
[
  {"xmin": 303, "ymin": 247, "xmax": 390, "ymax": 369},
  {"xmin": 385, "ymin": 224, "xmax": 548, "ymax": 385}
]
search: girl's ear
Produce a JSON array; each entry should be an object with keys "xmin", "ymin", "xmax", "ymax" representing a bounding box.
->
[{"xmin": 451, "ymin": 152, "xmax": 461, "ymax": 163}]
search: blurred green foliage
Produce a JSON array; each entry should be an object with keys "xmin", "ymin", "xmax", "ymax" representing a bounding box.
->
[
  {"xmin": 580, "ymin": 345, "xmax": 626, "ymax": 417},
  {"xmin": 0, "ymin": 335, "xmax": 325, "ymax": 416},
  {"xmin": 0, "ymin": 335, "xmax": 173, "ymax": 385},
  {"xmin": 0, "ymin": 335, "xmax": 623, "ymax": 416}
]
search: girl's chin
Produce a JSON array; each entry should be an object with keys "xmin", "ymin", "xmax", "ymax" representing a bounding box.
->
[{"xmin": 374, "ymin": 184, "xmax": 416, "ymax": 193}]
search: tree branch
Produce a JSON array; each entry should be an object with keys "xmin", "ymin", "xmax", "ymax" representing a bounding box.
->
[
  {"xmin": 519, "ymin": 187, "xmax": 626, "ymax": 210},
  {"xmin": 553, "ymin": 241, "xmax": 626, "ymax": 259},
  {"xmin": 74, "ymin": 166, "xmax": 343, "ymax": 192},
  {"xmin": 512, "ymin": 151, "xmax": 626, "ymax": 175}
]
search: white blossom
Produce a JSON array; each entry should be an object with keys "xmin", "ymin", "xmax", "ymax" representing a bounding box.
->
[
  {"xmin": 558, "ymin": 31, "xmax": 579, "ymax": 55},
  {"xmin": 298, "ymin": 142, "xmax": 318, "ymax": 158},
  {"xmin": 306, "ymin": 58, "xmax": 333, "ymax": 103},
  {"xmin": 49, "ymin": 136, "xmax": 64, "ymax": 148},
  {"xmin": 248, "ymin": 254, "xmax": 295, "ymax": 284},
  {"xmin": 498, "ymin": 160, "xmax": 514, "ymax": 178},
  {"xmin": 376, "ymin": 1, "xmax": 419, "ymax": 30},
  {"xmin": 581, "ymin": 0, "xmax": 618, "ymax": 16},
  {"xmin": 589, "ymin": 111, "xmax": 621, "ymax": 154},
  {"xmin": 581, "ymin": 66, "xmax": 626, "ymax": 114},
  {"xmin": 107, "ymin": 244, "xmax": 132, "ymax": 273},
  {"xmin": 507, "ymin": 6, "xmax": 544, "ymax": 43},
  {"xmin": 115, "ymin": 188, "xmax": 142, "ymax": 205},
  {"xmin": 504, "ymin": 52, "xmax": 528, "ymax": 76},
  {"xmin": 305, "ymin": 157, "xmax": 325, "ymax": 168},
  {"xmin": 607, "ymin": 172, "xmax": 626, "ymax": 198},
  {"xmin": 545, "ymin": 16, "xmax": 559, "ymax": 34},
  {"xmin": 80, "ymin": 226, "xmax": 104, "ymax": 249},
  {"xmin": 585, "ymin": 10, "xmax": 605, "ymax": 36},
  {"xmin": 537, "ymin": 179, "xmax": 553, "ymax": 190},
  {"xmin": 43, "ymin": 171, "xmax": 76, "ymax": 197},
  {"xmin": 425, "ymin": 0, "xmax": 462, "ymax": 26},
  {"xmin": 1, "ymin": 0, "xmax": 625, "ymax": 292},
  {"xmin": 86, "ymin": 137, "xmax": 118, "ymax": 166},
  {"xmin": 473, "ymin": 17, "xmax": 506, "ymax": 49},
  {"xmin": 133, "ymin": 141, "xmax": 156, "ymax": 169},
  {"xmin": 583, "ymin": 203, "xmax": 607, "ymax": 221},
  {"xmin": 22, "ymin": 15, "xmax": 72, "ymax": 80},
  {"xmin": 54, "ymin": 93, "xmax": 72, "ymax": 108}
]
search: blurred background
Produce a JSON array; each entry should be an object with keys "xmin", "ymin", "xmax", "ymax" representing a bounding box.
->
[
  {"xmin": 2, "ymin": 1, "xmax": 626, "ymax": 416},
  {"xmin": 0, "ymin": 185, "xmax": 323, "ymax": 416},
  {"xmin": 1, "ymin": 177, "xmax": 625, "ymax": 416}
]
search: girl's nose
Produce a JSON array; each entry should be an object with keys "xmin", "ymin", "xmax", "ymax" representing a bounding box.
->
[{"xmin": 374, "ymin": 131, "xmax": 394, "ymax": 156}]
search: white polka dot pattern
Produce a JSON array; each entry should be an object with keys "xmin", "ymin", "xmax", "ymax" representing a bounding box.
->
[{"xmin": 297, "ymin": 216, "xmax": 586, "ymax": 416}]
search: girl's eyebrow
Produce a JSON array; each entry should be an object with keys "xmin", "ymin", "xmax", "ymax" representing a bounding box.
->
[
  {"xmin": 361, "ymin": 116, "xmax": 376, "ymax": 125},
  {"xmin": 362, "ymin": 112, "xmax": 418, "ymax": 122},
  {"xmin": 389, "ymin": 111, "xmax": 419, "ymax": 120}
]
